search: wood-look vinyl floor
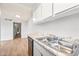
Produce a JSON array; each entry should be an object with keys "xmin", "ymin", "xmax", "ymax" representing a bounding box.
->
[{"xmin": 0, "ymin": 38, "xmax": 28, "ymax": 56}]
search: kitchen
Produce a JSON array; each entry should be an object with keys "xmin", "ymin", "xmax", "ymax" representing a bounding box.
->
[
  {"xmin": 0, "ymin": 3, "xmax": 79, "ymax": 56},
  {"xmin": 27, "ymin": 3, "xmax": 79, "ymax": 56}
]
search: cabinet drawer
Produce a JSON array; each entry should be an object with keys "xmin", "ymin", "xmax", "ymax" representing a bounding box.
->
[{"xmin": 34, "ymin": 41, "xmax": 55, "ymax": 56}]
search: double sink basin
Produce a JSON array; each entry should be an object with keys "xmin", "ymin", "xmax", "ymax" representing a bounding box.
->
[
  {"xmin": 36, "ymin": 36, "xmax": 72, "ymax": 54},
  {"xmin": 36, "ymin": 36, "xmax": 59, "ymax": 46}
]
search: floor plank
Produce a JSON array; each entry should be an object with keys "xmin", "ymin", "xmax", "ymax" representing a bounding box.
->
[{"xmin": 0, "ymin": 38, "xmax": 28, "ymax": 56}]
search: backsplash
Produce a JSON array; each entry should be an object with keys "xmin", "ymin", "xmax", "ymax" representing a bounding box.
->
[{"xmin": 28, "ymin": 32, "xmax": 79, "ymax": 43}]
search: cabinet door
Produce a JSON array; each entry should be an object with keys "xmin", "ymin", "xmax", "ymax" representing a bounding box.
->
[
  {"xmin": 33, "ymin": 47, "xmax": 42, "ymax": 56},
  {"xmin": 41, "ymin": 3, "xmax": 53, "ymax": 20},
  {"xmin": 34, "ymin": 41, "xmax": 55, "ymax": 56},
  {"xmin": 37, "ymin": 44, "xmax": 55, "ymax": 56},
  {"xmin": 33, "ymin": 3, "xmax": 53, "ymax": 23},
  {"xmin": 33, "ymin": 41, "xmax": 41, "ymax": 56},
  {"xmin": 54, "ymin": 3, "xmax": 79, "ymax": 14},
  {"xmin": 40, "ymin": 46, "xmax": 55, "ymax": 56},
  {"xmin": 33, "ymin": 5, "xmax": 42, "ymax": 23}
]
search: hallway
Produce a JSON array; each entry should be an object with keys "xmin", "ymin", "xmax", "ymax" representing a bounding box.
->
[{"xmin": 0, "ymin": 38, "xmax": 28, "ymax": 56}]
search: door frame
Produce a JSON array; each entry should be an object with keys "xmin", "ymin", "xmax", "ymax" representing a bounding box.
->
[{"xmin": 13, "ymin": 22, "xmax": 21, "ymax": 39}]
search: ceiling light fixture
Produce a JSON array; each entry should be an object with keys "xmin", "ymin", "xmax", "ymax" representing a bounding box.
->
[
  {"xmin": 33, "ymin": 18, "xmax": 36, "ymax": 21},
  {"xmin": 16, "ymin": 15, "xmax": 20, "ymax": 18}
]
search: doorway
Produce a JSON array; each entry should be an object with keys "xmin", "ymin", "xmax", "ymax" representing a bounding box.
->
[{"xmin": 13, "ymin": 22, "xmax": 21, "ymax": 39}]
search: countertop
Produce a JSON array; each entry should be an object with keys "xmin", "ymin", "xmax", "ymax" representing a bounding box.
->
[{"xmin": 28, "ymin": 33, "xmax": 72, "ymax": 56}]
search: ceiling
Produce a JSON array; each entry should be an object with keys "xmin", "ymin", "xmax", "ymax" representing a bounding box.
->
[
  {"xmin": 21, "ymin": 3, "xmax": 40, "ymax": 11},
  {"xmin": 0, "ymin": 3, "xmax": 40, "ymax": 22}
]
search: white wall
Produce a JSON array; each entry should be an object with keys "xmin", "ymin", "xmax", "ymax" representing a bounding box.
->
[
  {"xmin": 0, "ymin": 7, "xmax": 1, "ymax": 40},
  {"xmin": 0, "ymin": 18, "xmax": 29, "ymax": 41},
  {"xmin": 1, "ymin": 19, "xmax": 13, "ymax": 41},
  {"xmin": 0, "ymin": 18, "xmax": 1, "ymax": 40},
  {"xmin": 0, "ymin": 8, "xmax": 1, "ymax": 16},
  {"xmin": 28, "ymin": 13, "xmax": 79, "ymax": 38},
  {"xmin": 0, "ymin": 19, "xmax": 1, "ymax": 40},
  {"xmin": 21, "ymin": 21, "xmax": 29, "ymax": 38}
]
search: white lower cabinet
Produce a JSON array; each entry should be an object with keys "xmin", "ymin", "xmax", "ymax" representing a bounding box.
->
[
  {"xmin": 33, "ymin": 41, "xmax": 55, "ymax": 56},
  {"xmin": 33, "ymin": 43, "xmax": 41, "ymax": 56}
]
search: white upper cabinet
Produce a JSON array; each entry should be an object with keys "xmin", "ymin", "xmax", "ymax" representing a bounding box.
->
[
  {"xmin": 53, "ymin": 3, "xmax": 79, "ymax": 15},
  {"xmin": 33, "ymin": 3, "xmax": 79, "ymax": 24},
  {"xmin": 33, "ymin": 4, "xmax": 42, "ymax": 23},
  {"xmin": 41, "ymin": 3, "xmax": 53, "ymax": 20},
  {"xmin": 53, "ymin": 3, "xmax": 79, "ymax": 19},
  {"xmin": 33, "ymin": 3, "xmax": 53, "ymax": 23}
]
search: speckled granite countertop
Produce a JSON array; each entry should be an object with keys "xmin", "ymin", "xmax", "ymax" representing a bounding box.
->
[{"xmin": 28, "ymin": 33, "xmax": 72, "ymax": 56}]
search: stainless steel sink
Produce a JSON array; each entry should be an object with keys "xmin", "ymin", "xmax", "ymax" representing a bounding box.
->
[
  {"xmin": 36, "ymin": 36, "xmax": 57, "ymax": 41},
  {"xmin": 36, "ymin": 36, "xmax": 73, "ymax": 54},
  {"xmin": 36, "ymin": 36, "xmax": 59, "ymax": 48}
]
